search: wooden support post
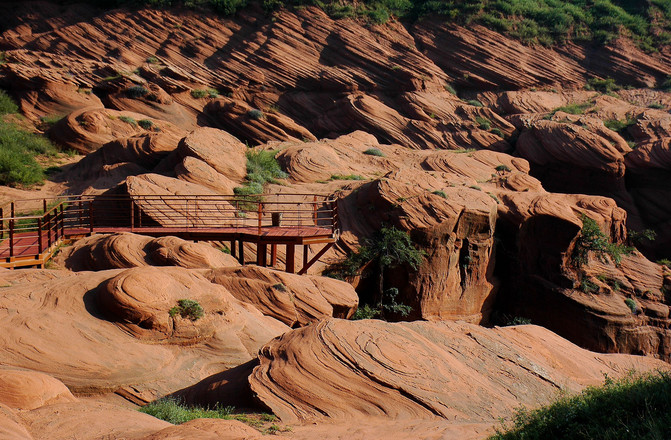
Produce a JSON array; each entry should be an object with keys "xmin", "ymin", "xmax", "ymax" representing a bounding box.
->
[
  {"xmin": 78, "ymin": 201, "xmax": 83, "ymax": 227},
  {"xmin": 37, "ymin": 218, "xmax": 43, "ymax": 254},
  {"xmin": 286, "ymin": 244, "xmax": 295, "ymax": 273},
  {"xmin": 10, "ymin": 202, "xmax": 14, "ymax": 218},
  {"xmin": 257, "ymin": 243, "xmax": 267, "ymax": 266},
  {"xmin": 270, "ymin": 244, "xmax": 277, "ymax": 267},
  {"xmin": 298, "ymin": 242, "xmax": 334, "ymax": 275},
  {"xmin": 43, "ymin": 199, "xmax": 47, "ymax": 215},
  {"xmin": 238, "ymin": 241, "xmax": 245, "ymax": 265},
  {"xmin": 303, "ymin": 244, "xmax": 309, "ymax": 270},
  {"xmin": 230, "ymin": 240, "xmax": 236, "ymax": 259},
  {"xmin": 257, "ymin": 203, "xmax": 262, "ymax": 235},
  {"xmin": 0, "ymin": 207, "xmax": 4, "ymax": 239}
]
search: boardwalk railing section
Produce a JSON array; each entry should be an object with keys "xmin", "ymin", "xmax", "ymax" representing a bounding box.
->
[{"xmin": 0, "ymin": 194, "xmax": 339, "ymax": 272}]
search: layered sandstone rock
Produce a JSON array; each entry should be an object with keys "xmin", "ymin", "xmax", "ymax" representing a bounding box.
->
[
  {"xmin": 0, "ymin": 267, "xmax": 287, "ymax": 398},
  {"xmin": 58, "ymin": 233, "xmax": 239, "ymax": 271},
  {"xmin": 249, "ymin": 319, "xmax": 668, "ymax": 423},
  {"xmin": 204, "ymin": 266, "xmax": 358, "ymax": 327}
]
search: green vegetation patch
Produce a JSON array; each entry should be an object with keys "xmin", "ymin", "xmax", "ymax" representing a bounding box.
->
[
  {"xmin": 327, "ymin": 226, "xmax": 424, "ymax": 319},
  {"xmin": 549, "ymin": 102, "xmax": 591, "ymax": 116},
  {"xmin": 0, "ymin": 91, "xmax": 19, "ymax": 115},
  {"xmin": 572, "ymin": 214, "xmax": 633, "ymax": 266},
  {"xmin": 363, "ymin": 147, "xmax": 385, "ymax": 157},
  {"xmin": 139, "ymin": 397, "xmax": 279, "ymax": 430},
  {"xmin": 119, "ymin": 115, "xmax": 138, "ymax": 127},
  {"xmin": 0, "ymin": 94, "xmax": 58, "ymax": 187},
  {"xmin": 490, "ymin": 371, "xmax": 671, "ymax": 440},
  {"xmin": 234, "ymin": 149, "xmax": 287, "ymax": 196},
  {"xmin": 330, "ymin": 174, "xmax": 365, "ymax": 181},
  {"xmin": 169, "ymin": 299, "xmax": 204, "ymax": 320}
]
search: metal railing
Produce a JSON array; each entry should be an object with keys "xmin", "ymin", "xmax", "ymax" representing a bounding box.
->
[{"xmin": 0, "ymin": 193, "xmax": 339, "ymax": 260}]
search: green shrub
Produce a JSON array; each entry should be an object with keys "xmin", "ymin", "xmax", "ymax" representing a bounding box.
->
[
  {"xmin": 139, "ymin": 397, "xmax": 233, "ymax": 425},
  {"xmin": 138, "ymin": 119, "xmax": 154, "ymax": 130},
  {"xmin": 119, "ymin": 115, "xmax": 137, "ymax": 127},
  {"xmin": 550, "ymin": 102, "xmax": 591, "ymax": 116},
  {"xmin": 490, "ymin": 127, "xmax": 504, "ymax": 137},
  {"xmin": 604, "ymin": 117, "xmax": 637, "ymax": 133},
  {"xmin": 330, "ymin": 174, "xmax": 364, "ymax": 181},
  {"xmin": 585, "ymin": 77, "xmax": 621, "ymax": 93},
  {"xmin": 573, "ymin": 214, "xmax": 634, "ymax": 266},
  {"xmin": 444, "ymin": 83, "xmax": 457, "ymax": 95},
  {"xmin": 0, "ymin": 120, "xmax": 58, "ymax": 187},
  {"xmin": 490, "ymin": 371, "xmax": 671, "ymax": 440},
  {"xmin": 125, "ymin": 85, "xmax": 149, "ymax": 99},
  {"xmin": 475, "ymin": 116, "xmax": 492, "ymax": 130},
  {"xmin": 432, "ymin": 190, "xmax": 447, "ymax": 198},
  {"xmin": 469, "ymin": 185, "xmax": 482, "ymax": 190},
  {"xmin": 351, "ymin": 304, "xmax": 381, "ymax": 320},
  {"xmin": 495, "ymin": 164, "xmax": 512, "ymax": 172},
  {"xmin": 207, "ymin": 88, "xmax": 219, "ymax": 98},
  {"xmin": 0, "ymin": 91, "xmax": 18, "ymax": 115},
  {"xmin": 341, "ymin": 226, "xmax": 424, "ymax": 320},
  {"xmin": 467, "ymin": 99, "xmax": 484, "ymax": 107},
  {"xmin": 146, "ymin": 55, "xmax": 160, "ymax": 64},
  {"xmin": 657, "ymin": 259, "xmax": 671, "ymax": 267},
  {"xmin": 272, "ymin": 283, "xmax": 287, "ymax": 292},
  {"xmin": 190, "ymin": 89, "xmax": 208, "ymax": 98},
  {"xmin": 624, "ymin": 297, "xmax": 637, "ymax": 313},
  {"xmin": 648, "ymin": 102, "xmax": 665, "ymax": 109},
  {"xmin": 234, "ymin": 149, "xmax": 287, "ymax": 196},
  {"xmin": 363, "ymin": 148, "xmax": 385, "ymax": 157},
  {"xmin": 247, "ymin": 108, "xmax": 264, "ymax": 120},
  {"xmin": 169, "ymin": 299, "xmax": 204, "ymax": 321},
  {"xmin": 579, "ymin": 278, "xmax": 599, "ymax": 293},
  {"xmin": 234, "ymin": 182, "xmax": 263, "ymax": 196},
  {"xmin": 246, "ymin": 150, "xmax": 287, "ymax": 185},
  {"xmin": 505, "ymin": 315, "xmax": 531, "ymax": 326}
]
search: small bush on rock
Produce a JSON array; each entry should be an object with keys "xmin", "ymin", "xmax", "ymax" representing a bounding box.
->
[
  {"xmin": 363, "ymin": 148, "xmax": 385, "ymax": 157},
  {"xmin": 169, "ymin": 299, "xmax": 204, "ymax": 321}
]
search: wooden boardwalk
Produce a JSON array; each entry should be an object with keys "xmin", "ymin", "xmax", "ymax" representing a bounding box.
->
[{"xmin": 0, "ymin": 194, "xmax": 338, "ymax": 272}]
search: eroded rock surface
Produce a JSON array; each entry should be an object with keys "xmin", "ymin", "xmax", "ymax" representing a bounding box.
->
[{"xmin": 250, "ymin": 319, "xmax": 668, "ymax": 423}]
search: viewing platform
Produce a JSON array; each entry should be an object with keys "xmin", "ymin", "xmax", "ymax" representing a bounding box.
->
[{"xmin": 0, "ymin": 193, "xmax": 339, "ymax": 273}]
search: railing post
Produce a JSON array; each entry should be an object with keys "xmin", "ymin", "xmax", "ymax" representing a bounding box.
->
[
  {"xmin": 10, "ymin": 202, "xmax": 14, "ymax": 218},
  {"xmin": 43, "ymin": 199, "xmax": 47, "ymax": 215},
  {"xmin": 59, "ymin": 204, "xmax": 65, "ymax": 237},
  {"xmin": 37, "ymin": 218, "xmax": 43, "ymax": 254},
  {"xmin": 89, "ymin": 200, "xmax": 94, "ymax": 234},
  {"xmin": 0, "ymin": 207, "xmax": 3, "ymax": 239},
  {"xmin": 130, "ymin": 199, "xmax": 134, "ymax": 231},
  {"xmin": 78, "ymin": 200, "xmax": 83, "ymax": 227},
  {"xmin": 9, "ymin": 219, "xmax": 14, "ymax": 258},
  {"xmin": 257, "ymin": 202, "xmax": 262, "ymax": 235},
  {"xmin": 46, "ymin": 213, "xmax": 52, "ymax": 248},
  {"xmin": 313, "ymin": 195, "xmax": 317, "ymax": 225}
]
